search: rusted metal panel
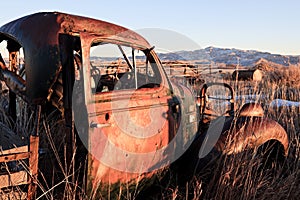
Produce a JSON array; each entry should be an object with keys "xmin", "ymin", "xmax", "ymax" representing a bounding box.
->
[
  {"xmin": 239, "ymin": 102, "xmax": 264, "ymax": 117},
  {"xmin": 0, "ymin": 12, "xmax": 151, "ymax": 104},
  {"xmin": 78, "ymin": 32, "xmax": 198, "ymax": 191},
  {"xmin": 85, "ymin": 85, "xmax": 198, "ymax": 192},
  {"xmin": 215, "ymin": 116, "xmax": 289, "ymax": 156},
  {"xmin": 88, "ymin": 90, "xmax": 173, "ymax": 185},
  {"xmin": 75, "ymin": 33, "xmax": 181, "ymax": 194}
]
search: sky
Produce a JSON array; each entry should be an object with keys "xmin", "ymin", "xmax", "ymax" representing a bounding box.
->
[{"xmin": 1, "ymin": 0, "xmax": 300, "ymax": 55}]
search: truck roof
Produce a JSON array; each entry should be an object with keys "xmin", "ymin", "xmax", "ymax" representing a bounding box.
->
[
  {"xmin": 0, "ymin": 12, "xmax": 151, "ymax": 49},
  {"xmin": 0, "ymin": 12, "xmax": 152, "ymax": 103}
]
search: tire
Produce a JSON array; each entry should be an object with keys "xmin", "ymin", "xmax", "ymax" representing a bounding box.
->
[{"xmin": 256, "ymin": 139, "xmax": 286, "ymax": 170}]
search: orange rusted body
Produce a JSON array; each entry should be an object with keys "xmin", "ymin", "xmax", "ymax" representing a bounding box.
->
[
  {"xmin": 0, "ymin": 11, "xmax": 198, "ymax": 193},
  {"xmin": 0, "ymin": 12, "xmax": 289, "ymax": 198},
  {"xmin": 88, "ymin": 88, "xmax": 173, "ymax": 185}
]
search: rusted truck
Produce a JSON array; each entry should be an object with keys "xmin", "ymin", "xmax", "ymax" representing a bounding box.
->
[{"xmin": 0, "ymin": 12, "xmax": 288, "ymax": 199}]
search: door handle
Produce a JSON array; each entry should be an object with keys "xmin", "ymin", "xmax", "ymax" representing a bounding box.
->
[{"xmin": 90, "ymin": 121, "xmax": 111, "ymax": 128}]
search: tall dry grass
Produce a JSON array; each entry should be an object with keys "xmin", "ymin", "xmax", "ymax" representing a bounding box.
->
[
  {"xmin": 158, "ymin": 67, "xmax": 300, "ymax": 199},
  {"xmin": 1, "ymin": 66, "xmax": 300, "ymax": 199}
]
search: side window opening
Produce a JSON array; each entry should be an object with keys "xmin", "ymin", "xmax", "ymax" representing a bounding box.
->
[
  {"xmin": 90, "ymin": 42, "xmax": 161, "ymax": 93},
  {"xmin": 0, "ymin": 38, "xmax": 27, "ymax": 134},
  {"xmin": 0, "ymin": 39, "xmax": 26, "ymax": 94}
]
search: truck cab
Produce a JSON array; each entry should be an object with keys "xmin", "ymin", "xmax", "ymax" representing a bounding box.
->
[
  {"xmin": 0, "ymin": 12, "xmax": 198, "ymax": 196},
  {"xmin": 0, "ymin": 12, "xmax": 288, "ymax": 198}
]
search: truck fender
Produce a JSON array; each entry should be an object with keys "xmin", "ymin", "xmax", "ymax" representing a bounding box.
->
[{"xmin": 215, "ymin": 116, "xmax": 289, "ymax": 156}]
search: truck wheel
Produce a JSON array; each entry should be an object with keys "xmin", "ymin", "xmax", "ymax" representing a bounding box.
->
[{"xmin": 256, "ymin": 139, "xmax": 286, "ymax": 170}]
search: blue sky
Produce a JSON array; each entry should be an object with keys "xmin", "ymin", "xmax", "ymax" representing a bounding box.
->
[{"xmin": 1, "ymin": 1, "xmax": 300, "ymax": 55}]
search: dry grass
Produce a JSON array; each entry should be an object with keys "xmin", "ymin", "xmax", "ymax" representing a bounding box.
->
[
  {"xmin": 140, "ymin": 66, "xmax": 300, "ymax": 199},
  {"xmin": 160, "ymin": 67, "xmax": 300, "ymax": 200},
  {"xmin": 0, "ymin": 66, "xmax": 300, "ymax": 199}
]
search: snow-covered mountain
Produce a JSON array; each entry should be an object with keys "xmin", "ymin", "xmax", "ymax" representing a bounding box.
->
[{"xmin": 157, "ymin": 47, "xmax": 300, "ymax": 67}]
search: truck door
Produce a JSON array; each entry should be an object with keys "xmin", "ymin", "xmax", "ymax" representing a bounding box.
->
[{"xmin": 76, "ymin": 38, "xmax": 180, "ymax": 185}]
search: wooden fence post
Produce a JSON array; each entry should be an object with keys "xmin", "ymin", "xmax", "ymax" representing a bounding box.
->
[{"xmin": 27, "ymin": 105, "xmax": 41, "ymax": 200}]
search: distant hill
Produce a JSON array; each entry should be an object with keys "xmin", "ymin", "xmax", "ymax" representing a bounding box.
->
[{"xmin": 157, "ymin": 47, "xmax": 300, "ymax": 67}]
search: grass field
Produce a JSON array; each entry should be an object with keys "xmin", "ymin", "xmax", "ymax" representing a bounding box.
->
[
  {"xmin": 0, "ymin": 66, "xmax": 299, "ymax": 199},
  {"xmin": 155, "ymin": 67, "xmax": 300, "ymax": 200}
]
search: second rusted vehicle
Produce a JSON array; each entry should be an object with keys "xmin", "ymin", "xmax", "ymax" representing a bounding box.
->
[{"xmin": 0, "ymin": 12, "xmax": 288, "ymax": 198}]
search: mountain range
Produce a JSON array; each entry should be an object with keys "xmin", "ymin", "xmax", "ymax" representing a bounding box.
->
[{"xmin": 157, "ymin": 47, "xmax": 300, "ymax": 67}]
